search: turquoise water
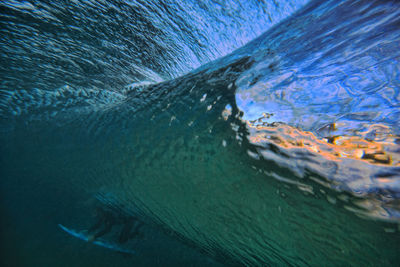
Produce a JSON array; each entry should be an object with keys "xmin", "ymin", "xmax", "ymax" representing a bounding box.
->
[{"xmin": 1, "ymin": 0, "xmax": 400, "ymax": 266}]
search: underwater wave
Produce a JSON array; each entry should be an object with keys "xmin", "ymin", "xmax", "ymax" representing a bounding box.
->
[
  {"xmin": 0, "ymin": 0, "xmax": 307, "ymax": 90},
  {"xmin": 1, "ymin": 0, "xmax": 400, "ymax": 266}
]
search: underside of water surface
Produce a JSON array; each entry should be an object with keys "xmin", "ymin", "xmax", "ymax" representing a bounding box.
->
[{"xmin": 1, "ymin": 0, "xmax": 400, "ymax": 266}]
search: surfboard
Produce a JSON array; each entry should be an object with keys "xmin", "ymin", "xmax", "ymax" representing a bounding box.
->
[{"xmin": 58, "ymin": 224, "xmax": 136, "ymax": 254}]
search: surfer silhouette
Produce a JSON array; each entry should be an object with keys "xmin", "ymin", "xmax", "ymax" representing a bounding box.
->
[
  {"xmin": 118, "ymin": 216, "xmax": 143, "ymax": 244},
  {"xmin": 87, "ymin": 207, "xmax": 116, "ymax": 242},
  {"xmin": 87, "ymin": 206, "xmax": 143, "ymax": 243}
]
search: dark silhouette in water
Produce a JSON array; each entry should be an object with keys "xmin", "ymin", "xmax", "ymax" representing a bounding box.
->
[
  {"xmin": 87, "ymin": 207, "xmax": 116, "ymax": 242},
  {"xmin": 87, "ymin": 206, "xmax": 142, "ymax": 244},
  {"xmin": 118, "ymin": 216, "xmax": 143, "ymax": 244}
]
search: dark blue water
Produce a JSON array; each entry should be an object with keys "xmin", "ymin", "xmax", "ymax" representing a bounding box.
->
[{"xmin": 1, "ymin": 0, "xmax": 400, "ymax": 266}]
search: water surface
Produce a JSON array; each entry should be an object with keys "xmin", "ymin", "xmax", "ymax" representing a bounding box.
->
[{"xmin": 1, "ymin": 0, "xmax": 400, "ymax": 266}]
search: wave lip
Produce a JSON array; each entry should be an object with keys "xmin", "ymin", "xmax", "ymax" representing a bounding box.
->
[{"xmin": 232, "ymin": 0, "xmax": 400, "ymax": 221}]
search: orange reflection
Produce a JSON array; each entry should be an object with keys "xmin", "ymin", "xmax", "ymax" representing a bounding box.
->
[{"xmin": 245, "ymin": 121, "xmax": 399, "ymax": 167}]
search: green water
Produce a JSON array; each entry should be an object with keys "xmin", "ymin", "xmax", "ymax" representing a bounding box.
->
[{"xmin": 1, "ymin": 64, "xmax": 399, "ymax": 266}]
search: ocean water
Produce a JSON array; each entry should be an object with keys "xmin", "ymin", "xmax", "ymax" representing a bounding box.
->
[{"xmin": 1, "ymin": 0, "xmax": 399, "ymax": 266}]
